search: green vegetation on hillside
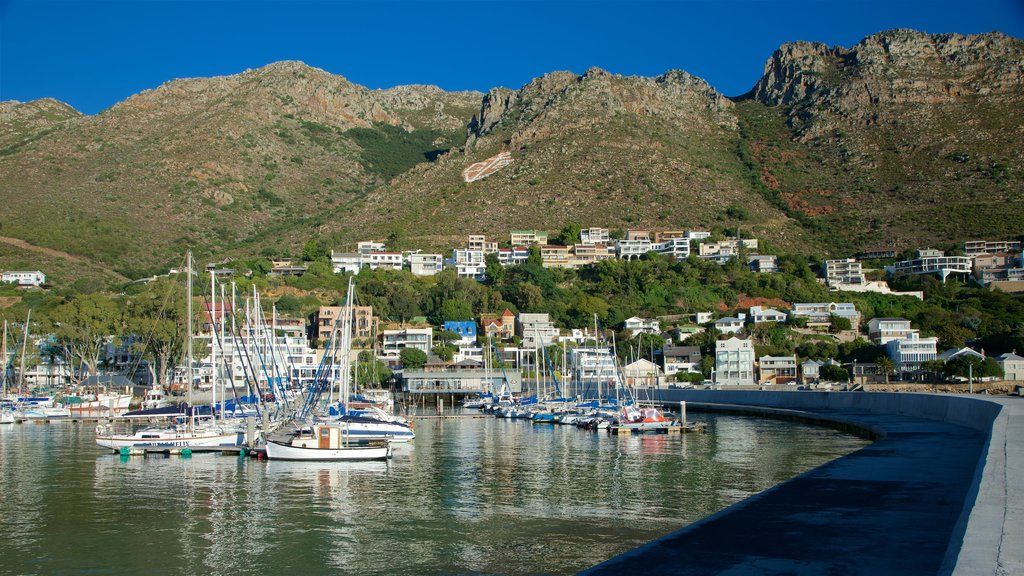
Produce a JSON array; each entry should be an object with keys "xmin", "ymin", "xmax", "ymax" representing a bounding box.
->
[{"xmin": 345, "ymin": 123, "xmax": 466, "ymax": 182}]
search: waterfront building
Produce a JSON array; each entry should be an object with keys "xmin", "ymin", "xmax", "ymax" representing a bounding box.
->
[
  {"xmin": 801, "ymin": 359, "xmax": 823, "ymax": 384},
  {"xmin": 758, "ymin": 355, "xmax": 798, "ymax": 384},
  {"xmin": 714, "ymin": 337, "xmax": 755, "ymax": 386},
  {"xmin": 995, "ymin": 352, "xmax": 1024, "ymax": 380},
  {"xmin": 885, "ymin": 332, "xmax": 938, "ymax": 374},
  {"xmin": 623, "ymin": 359, "xmax": 663, "ymax": 387},
  {"xmin": 661, "ymin": 345, "xmax": 702, "ymax": 376}
]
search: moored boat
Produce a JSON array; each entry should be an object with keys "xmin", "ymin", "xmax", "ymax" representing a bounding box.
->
[
  {"xmin": 265, "ymin": 423, "xmax": 391, "ymax": 461},
  {"xmin": 95, "ymin": 422, "xmax": 245, "ymax": 451}
]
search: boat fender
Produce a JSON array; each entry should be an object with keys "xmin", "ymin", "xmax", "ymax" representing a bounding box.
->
[
  {"xmin": 181, "ymin": 448, "xmax": 193, "ymax": 458},
  {"xmin": 95, "ymin": 425, "xmax": 103, "ymax": 435}
]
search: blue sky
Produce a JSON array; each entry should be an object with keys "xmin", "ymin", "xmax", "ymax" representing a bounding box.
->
[{"xmin": 2, "ymin": 0, "xmax": 1023, "ymax": 115}]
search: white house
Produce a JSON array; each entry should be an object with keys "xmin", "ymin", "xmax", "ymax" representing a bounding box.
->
[
  {"xmin": 1, "ymin": 270, "xmax": 45, "ymax": 287},
  {"xmin": 715, "ymin": 337, "xmax": 755, "ymax": 386},
  {"xmin": 517, "ymin": 313, "xmax": 559, "ymax": 349},
  {"xmin": 580, "ymin": 227, "xmax": 610, "ymax": 244},
  {"xmin": 995, "ymin": 352, "xmax": 1024, "ymax": 380},
  {"xmin": 661, "ymin": 345, "xmax": 702, "ymax": 376},
  {"xmin": 623, "ymin": 316, "xmax": 660, "ymax": 337},
  {"xmin": 381, "ymin": 328, "xmax": 434, "ymax": 359},
  {"xmin": 364, "ymin": 252, "xmax": 403, "ymax": 271},
  {"xmin": 825, "ymin": 259, "xmax": 867, "ymax": 287},
  {"xmin": 886, "ymin": 332, "xmax": 938, "ymax": 374},
  {"xmin": 748, "ymin": 306, "xmax": 787, "ymax": 324},
  {"xmin": 715, "ymin": 315, "xmax": 746, "ymax": 334},
  {"xmin": 867, "ymin": 318, "xmax": 915, "ymax": 345},
  {"xmin": 891, "ymin": 250, "xmax": 972, "ymax": 283},
  {"xmin": 747, "ymin": 254, "xmax": 779, "ymax": 273},
  {"xmin": 790, "ymin": 302, "xmax": 860, "ymax": 328},
  {"xmin": 801, "ymin": 359, "xmax": 823, "ymax": 384},
  {"xmin": 453, "ymin": 249, "xmax": 486, "ymax": 280},
  {"xmin": 410, "ymin": 253, "xmax": 444, "ymax": 276},
  {"xmin": 330, "ymin": 251, "xmax": 361, "ymax": 274},
  {"xmin": 623, "ymin": 358, "xmax": 664, "ymax": 387}
]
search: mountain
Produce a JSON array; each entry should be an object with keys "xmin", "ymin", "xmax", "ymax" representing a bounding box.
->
[
  {"xmin": 0, "ymin": 61, "xmax": 480, "ymax": 278},
  {"xmin": 0, "ymin": 30, "xmax": 1021, "ymax": 285}
]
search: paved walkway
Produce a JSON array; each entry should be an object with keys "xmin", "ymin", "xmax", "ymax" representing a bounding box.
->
[{"xmin": 581, "ymin": 397, "xmax": 1022, "ymax": 575}]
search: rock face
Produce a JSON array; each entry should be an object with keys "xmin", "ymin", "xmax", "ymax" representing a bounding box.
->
[
  {"xmin": 466, "ymin": 67, "xmax": 735, "ymax": 147},
  {"xmin": 752, "ymin": 30, "xmax": 1024, "ymax": 139}
]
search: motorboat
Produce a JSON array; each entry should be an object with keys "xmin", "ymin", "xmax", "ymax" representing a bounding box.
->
[{"xmin": 264, "ymin": 423, "xmax": 391, "ymax": 461}]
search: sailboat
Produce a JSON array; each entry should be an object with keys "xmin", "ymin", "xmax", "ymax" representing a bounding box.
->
[
  {"xmin": 96, "ymin": 251, "xmax": 246, "ymax": 453},
  {"xmin": 1, "ymin": 321, "xmax": 16, "ymax": 424},
  {"xmin": 264, "ymin": 277, "xmax": 396, "ymax": 460}
]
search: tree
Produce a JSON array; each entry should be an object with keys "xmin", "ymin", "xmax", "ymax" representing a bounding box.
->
[
  {"xmin": 302, "ymin": 239, "xmax": 320, "ymax": 262},
  {"xmin": 875, "ymin": 356, "xmax": 894, "ymax": 384},
  {"xmin": 48, "ymin": 293, "xmax": 121, "ymax": 382},
  {"xmin": 944, "ymin": 356, "xmax": 1003, "ymax": 380},
  {"xmin": 399, "ymin": 347, "xmax": 427, "ymax": 370},
  {"xmin": 124, "ymin": 278, "xmax": 197, "ymax": 389},
  {"xmin": 484, "ymin": 252, "xmax": 505, "ymax": 284},
  {"xmin": 555, "ymin": 223, "xmax": 581, "ymax": 246},
  {"xmin": 829, "ymin": 314, "xmax": 852, "ymax": 333},
  {"xmin": 820, "ymin": 364, "xmax": 849, "ymax": 382}
]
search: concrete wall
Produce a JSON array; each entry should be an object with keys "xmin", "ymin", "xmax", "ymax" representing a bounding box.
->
[{"xmin": 653, "ymin": 389, "xmax": 1004, "ymax": 432}]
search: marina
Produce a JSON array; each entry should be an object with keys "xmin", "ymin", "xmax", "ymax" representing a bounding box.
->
[{"xmin": 0, "ymin": 409, "xmax": 867, "ymax": 575}]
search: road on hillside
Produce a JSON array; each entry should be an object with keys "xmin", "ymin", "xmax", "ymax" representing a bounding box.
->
[{"xmin": 0, "ymin": 235, "xmax": 130, "ymax": 282}]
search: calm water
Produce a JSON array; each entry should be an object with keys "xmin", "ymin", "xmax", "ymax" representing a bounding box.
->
[{"xmin": 0, "ymin": 412, "xmax": 867, "ymax": 576}]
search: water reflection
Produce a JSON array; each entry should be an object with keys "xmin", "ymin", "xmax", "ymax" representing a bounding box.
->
[{"xmin": 0, "ymin": 414, "xmax": 867, "ymax": 575}]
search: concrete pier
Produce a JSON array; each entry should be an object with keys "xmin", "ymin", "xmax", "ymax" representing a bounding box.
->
[{"xmin": 581, "ymin": 390, "xmax": 1022, "ymax": 576}]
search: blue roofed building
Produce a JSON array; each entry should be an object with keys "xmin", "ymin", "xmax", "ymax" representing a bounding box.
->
[{"xmin": 443, "ymin": 320, "xmax": 478, "ymax": 346}]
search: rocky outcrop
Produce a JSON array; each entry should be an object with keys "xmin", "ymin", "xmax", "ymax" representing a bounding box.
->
[{"xmin": 751, "ymin": 30, "xmax": 1024, "ymax": 139}]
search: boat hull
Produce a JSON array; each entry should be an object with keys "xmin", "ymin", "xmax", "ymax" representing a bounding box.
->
[
  {"xmin": 265, "ymin": 439, "xmax": 391, "ymax": 461},
  {"xmin": 95, "ymin": 429, "xmax": 245, "ymax": 451}
]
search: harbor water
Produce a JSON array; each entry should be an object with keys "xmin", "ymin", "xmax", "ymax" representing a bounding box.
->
[{"xmin": 0, "ymin": 412, "xmax": 868, "ymax": 575}]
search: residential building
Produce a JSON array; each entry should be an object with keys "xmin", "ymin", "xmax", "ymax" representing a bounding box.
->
[
  {"xmin": 625, "ymin": 229, "xmax": 651, "ymax": 241},
  {"xmin": 623, "ymin": 358, "xmax": 663, "ymax": 387},
  {"xmin": 569, "ymin": 347, "xmax": 618, "ymax": 391},
  {"xmin": 714, "ymin": 337, "xmax": 755, "ymax": 386},
  {"xmin": 313, "ymin": 306, "xmax": 378, "ymax": 342},
  {"xmin": 748, "ymin": 254, "xmax": 779, "ymax": 273},
  {"xmin": 453, "ymin": 249, "xmax": 486, "ymax": 280},
  {"xmin": 517, "ymin": 313, "xmax": 559, "ymax": 349},
  {"xmin": 654, "ymin": 237, "xmax": 692, "ymax": 260},
  {"xmin": 480, "ymin": 309, "xmax": 516, "ymax": 342},
  {"xmin": 758, "ymin": 355, "xmax": 798, "ymax": 384},
  {"xmin": 995, "ymin": 352, "xmax": 1024, "ymax": 380},
  {"xmin": 615, "ymin": 236, "xmax": 653, "ymax": 260},
  {"xmin": 580, "ymin": 227, "xmax": 610, "ymax": 244},
  {"xmin": 510, "ymin": 230, "xmax": 548, "ymax": 246},
  {"xmin": 825, "ymin": 259, "xmax": 867, "ymax": 287},
  {"xmin": 269, "ymin": 264, "xmax": 307, "ymax": 277},
  {"xmin": 364, "ymin": 252, "xmax": 403, "ymax": 271},
  {"xmin": 381, "ymin": 327, "xmax": 433, "ymax": 359},
  {"xmin": 886, "ymin": 332, "xmax": 938, "ymax": 374},
  {"xmin": 2, "ymin": 270, "xmax": 46, "ymax": 287},
  {"xmin": 748, "ymin": 306, "xmax": 787, "ymax": 324},
  {"xmin": 401, "ymin": 366, "xmax": 522, "ymax": 396},
  {"xmin": 856, "ymin": 249, "xmax": 898, "ymax": 261},
  {"xmin": 497, "ymin": 246, "xmax": 530, "ymax": 267},
  {"xmin": 623, "ymin": 316, "xmax": 660, "ymax": 337},
  {"xmin": 695, "ymin": 312, "xmax": 714, "ymax": 324},
  {"xmin": 698, "ymin": 239, "xmax": 758, "ymax": 263},
  {"xmin": 964, "ymin": 240, "xmax": 1022, "ymax": 257},
  {"xmin": 800, "ymin": 359, "xmax": 823, "ymax": 384},
  {"xmin": 330, "ymin": 251, "xmax": 361, "ymax": 274},
  {"xmin": 409, "ymin": 253, "xmax": 444, "ymax": 276},
  {"xmin": 891, "ymin": 249, "xmax": 971, "ymax": 283},
  {"xmin": 572, "ymin": 243, "xmax": 615, "ymax": 267},
  {"xmin": 937, "ymin": 347, "xmax": 985, "ymax": 364},
  {"xmin": 661, "ymin": 345, "xmax": 702, "ymax": 376},
  {"xmin": 443, "ymin": 321, "xmax": 478, "ymax": 346},
  {"xmin": 540, "ymin": 245, "xmax": 573, "ymax": 268},
  {"xmin": 467, "ymin": 235, "xmax": 498, "ymax": 254},
  {"xmin": 789, "ymin": 302, "xmax": 860, "ymax": 328},
  {"xmin": 357, "ymin": 241, "xmax": 386, "ymax": 254},
  {"xmin": 715, "ymin": 315, "xmax": 746, "ymax": 334},
  {"xmin": 867, "ymin": 318, "xmax": 914, "ymax": 345}
]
